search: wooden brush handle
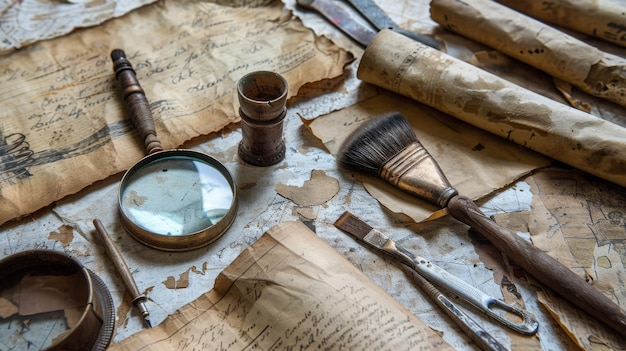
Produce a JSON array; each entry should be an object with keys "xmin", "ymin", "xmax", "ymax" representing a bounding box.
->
[{"xmin": 447, "ymin": 195, "xmax": 626, "ymax": 337}]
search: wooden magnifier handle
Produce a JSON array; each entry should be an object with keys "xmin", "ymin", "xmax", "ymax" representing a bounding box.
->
[
  {"xmin": 447, "ymin": 195, "xmax": 626, "ymax": 337},
  {"xmin": 111, "ymin": 49, "xmax": 163, "ymax": 155}
]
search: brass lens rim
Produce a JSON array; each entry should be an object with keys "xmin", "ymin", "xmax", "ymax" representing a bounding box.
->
[
  {"xmin": 118, "ymin": 149, "xmax": 238, "ymax": 252},
  {"xmin": 0, "ymin": 250, "xmax": 115, "ymax": 351}
]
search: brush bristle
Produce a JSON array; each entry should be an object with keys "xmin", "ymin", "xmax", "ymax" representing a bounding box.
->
[
  {"xmin": 338, "ymin": 112, "xmax": 418, "ymax": 176},
  {"xmin": 333, "ymin": 211, "xmax": 373, "ymax": 240}
]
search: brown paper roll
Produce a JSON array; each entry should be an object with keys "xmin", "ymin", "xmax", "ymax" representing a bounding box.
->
[
  {"xmin": 430, "ymin": 0, "xmax": 626, "ymax": 108},
  {"xmin": 496, "ymin": 0, "xmax": 626, "ymax": 48},
  {"xmin": 357, "ymin": 29, "xmax": 626, "ymax": 187}
]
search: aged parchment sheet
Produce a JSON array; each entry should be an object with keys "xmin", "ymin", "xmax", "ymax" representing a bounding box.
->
[
  {"xmin": 496, "ymin": 0, "xmax": 626, "ymax": 48},
  {"xmin": 358, "ymin": 30, "xmax": 626, "ymax": 189},
  {"xmin": 0, "ymin": 0, "xmax": 157, "ymax": 56},
  {"xmin": 491, "ymin": 168, "xmax": 626, "ymax": 349},
  {"xmin": 306, "ymin": 92, "xmax": 551, "ymax": 223},
  {"xmin": 430, "ymin": 0, "xmax": 626, "ymax": 108},
  {"xmin": 0, "ymin": 0, "xmax": 352, "ymax": 226},
  {"xmin": 107, "ymin": 221, "xmax": 451, "ymax": 351},
  {"xmin": 0, "ymin": 0, "xmax": 623, "ymax": 349}
]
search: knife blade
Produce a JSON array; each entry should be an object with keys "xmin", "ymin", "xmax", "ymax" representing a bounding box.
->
[
  {"xmin": 297, "ymin": 0, "xmax": 377, "ymax": 46},
  {"xmin": 297, "ymin": 0, "xmax": 440, "ymax": 48},
  {"xmin": 344, "ymin": 0, "xmax": 396, "ymax": 30},
  {"xmin": 344, "ymin": 0, "xmax": 440, "ymax": 48}
]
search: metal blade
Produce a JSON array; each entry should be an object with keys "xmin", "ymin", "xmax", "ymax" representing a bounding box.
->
[
  {"xmin": 297, "ymin": 0, "xmax": 377, "ymax": 46},
  {"xmin": 344, "ymin": 0, "xmax": 397, "ymax": 31},
  {"xmin": 343, "ymin": 0, "xmax": 441, "ymax": 49}
]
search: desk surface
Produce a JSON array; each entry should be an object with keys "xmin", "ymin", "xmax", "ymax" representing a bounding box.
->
[{"xmin": 1, "ymin": 1, "xmax": 625, "ymax": 350}]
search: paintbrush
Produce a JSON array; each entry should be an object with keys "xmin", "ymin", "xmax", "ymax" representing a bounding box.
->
[
  {"xmin": 337, "ymin": 112, "xmax": 626, "ymax": 337},
  {"xmin": 334, "ymin": 211, "xmax": 534, "ymax": 351}
]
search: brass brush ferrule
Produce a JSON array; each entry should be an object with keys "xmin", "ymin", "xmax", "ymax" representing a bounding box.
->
[{"xmin": 380, "ymin": 142, "xmax": 458, "ymax": 208}]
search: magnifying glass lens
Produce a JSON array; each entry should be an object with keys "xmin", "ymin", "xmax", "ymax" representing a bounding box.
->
[{"xmin": 120, "ymin": 155, "xmax": 234, "ymax": 236}]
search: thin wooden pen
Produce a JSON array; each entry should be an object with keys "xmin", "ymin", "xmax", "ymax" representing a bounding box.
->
[{"xmin": 93, "ymin": 219, "xmax": 152, "ymax": 328}]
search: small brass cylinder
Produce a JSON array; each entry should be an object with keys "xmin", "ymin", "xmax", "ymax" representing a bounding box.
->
[{"xmin": 237, "ymin": 71, "xmax": 288, "ymax": 166}]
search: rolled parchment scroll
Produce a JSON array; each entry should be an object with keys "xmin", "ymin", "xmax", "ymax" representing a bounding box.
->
[
  {"xmin": 496, "ymin": 0, "xmax": 626, "ymax": 48},
  {"xmin": 357, "ymin": 30, "xmax": 626, "ymax": 188},
  {"xmin": 430, "ymin": 0, "xmax": 626, "ymax": 108}
]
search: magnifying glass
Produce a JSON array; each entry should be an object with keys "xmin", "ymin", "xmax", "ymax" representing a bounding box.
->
[{"xmin": 111, "ymin": 49, "xmax": 237, "ymax": 251}]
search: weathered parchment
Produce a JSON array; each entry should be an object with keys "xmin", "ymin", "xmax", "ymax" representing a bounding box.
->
[
  {"xmin": 358, "ymin": 30, "xmax": 626, "ymax": 189},
  {"xmin": 306, "ymin": 92, "xmax": 550, "ymax": 222},
  {"xmin": 430, "ymin": 0, "xmax": 626, "ymax": 107},
  {"xmin": 107, "ymin": 221, "xmax": 451, "ymax": 351},
  {"xmin": 495, "ymin": 168, "xmax": 626, "ymax": 349},
  {"xmin": 0, "ymin": 0, "xmax": 157, "ymax": 56},
  {"xmin": 0, "ymin": 0, "xmax": 352, "ymax": 226},
  {"xmin": 496, "ymin": 0, "xmax": 626, "ymax": 48},
  {"xmin": 275, "ymin": 169, "xmax": 340, "ymax": 206}
]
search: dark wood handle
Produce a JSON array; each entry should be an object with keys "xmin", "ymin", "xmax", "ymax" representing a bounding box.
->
[
  {"xmin": 111, "ymin": 49, "xmax": 163, "ymax": 155},
  {"xmin": 447, "ymin": 195, "xmax": 626, "ymax": 337}
]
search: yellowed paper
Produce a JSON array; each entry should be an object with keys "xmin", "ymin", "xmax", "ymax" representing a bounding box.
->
[
  {"xmin": 552, "ymin": 79, "xmax": 592, "ymax": 113},
  {"xmin": 306, "ymin": 92, "xmax": 550, "ymax": 222},
  {"xmin": 0, "ymin": 0, "xmax": 352, "ymax": 226},
  {"xmin": 358, "ymin": 30, "xmax": 626, "ymax": 189},
  {"xmin": 275, "ymin": 169, "xmax": 340, "ymax": 206},
  {"xmin": 19, "ymin": 274, "xmax": 86, "ymax": 316},
  {"xmin": 496, "ymin": 0, "xmax": 626, "ymax": 48},
  {"xmin": 517, "ymin": 169, "xmax": 626, "ymax": 349},
  {"xmin": 0, "ymin": 297, "xmax": 17, "ymax": 319},
  {"xmin": 536, "ymin": 282, "xmax": 626, "ymax": 350},
  {"xmin": 64, "ymin": 307, "xmax": 84, "ymax": 330},
  {"xmin": 465, "ymin": 50, "xmax": 569, "ymax": 106},
  {"xmin": 107, "ymin": 221, "xmax": 451, "ymax": 350},
  {"xmin": 0, "ymin": 0, "xmax": 157, "ymax": 56},
  {"xmin": 430, "ymin": 0, "xmax": 626, "ymax": 108}
]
